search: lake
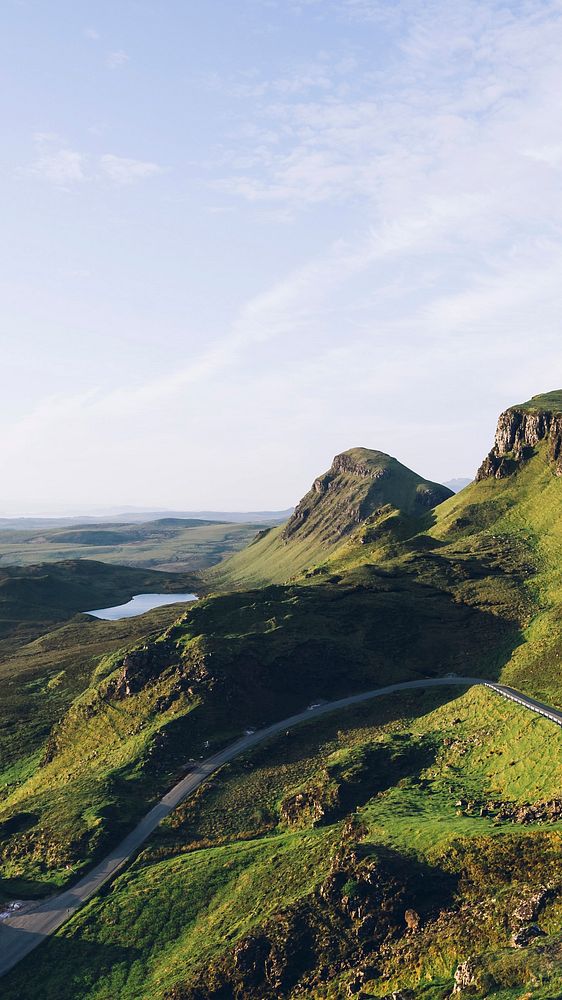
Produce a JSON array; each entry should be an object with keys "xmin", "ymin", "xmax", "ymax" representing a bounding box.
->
[{"xmin": 85, "ymin": 592, "xmax": 198, "ymax": 620}]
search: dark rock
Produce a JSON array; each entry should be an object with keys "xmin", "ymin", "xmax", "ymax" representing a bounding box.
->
[
  {"xmin": 511, "ymin": 924, "xmax": 547, "ymax": 948},
  {"xmin": 233, "ymin": 934, "xmax": 270, "ymax": 983},
  {"xmin": 452, "ymin": 956, "xmax": 481, "ymax": 993},
  {"xmin": 477, "ymin": 406, "xmax": 562, "ymax": 480},
  {"xmin": 512, "ymin": 887, "xmax": 555, "ymax": 926},
  {"xmin": 280, "ymin": 787, "xmax": 328, "ymax": 827},
  {"xmin": 404, "ymin": 908, "xmax": 421, "ymax": 931}
]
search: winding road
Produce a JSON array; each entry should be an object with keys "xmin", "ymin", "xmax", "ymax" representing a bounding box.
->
[{"xmin": 0, "ymin": 675, "xmax": 560, "ymax": 978}]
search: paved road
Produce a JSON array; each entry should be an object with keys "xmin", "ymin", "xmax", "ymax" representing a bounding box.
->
[{"xmin": 1, "ymin": 675, "xmax": 560, "ymax": 978}]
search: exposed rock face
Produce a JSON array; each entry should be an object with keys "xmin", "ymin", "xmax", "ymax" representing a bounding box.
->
[
  {"xmin": 479, "ymin": 798, "xmax": 562, "ymax": 824},
  {"xmin": 452, "ymin": 956, "xmax": 482, "ymax": 993},
  {"xmin": 164, "ymin": 836, "xmax": 418, "ymax": 1000},
  {"xmin": 404, "ymin": 908, "xmax": 421, "ymax": 931},
  {"xmin": 512, "ymin": 887, "xmax": 555, "ymax": 926},
  {"xmin": 280, "ymin": 787, "xmax": 329, "ymax": 827},
  {"xmin": 476, "ymin": 406, "xmax": 562, "ymax": 480},
  {"xmin": 109, "ymin": 643, "xmax": 177, "ymax": 698},
  {"xmin": 283, "ymin": 448, "xmax": 452, "ymax": 547},
  {"xmin": 104, "ymin": 640, "xmax": 214, "ymax": 702},
  {"xmin": 511, "ymin": 924, "xmax": 546, "ymax": 948}
]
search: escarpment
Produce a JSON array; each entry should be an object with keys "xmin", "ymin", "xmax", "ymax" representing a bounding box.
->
[
  {"xmin": 282, "ymin": 448, "xmax": 452, "ymax": 546},
  {"xmin": 477, "ymin": 392, "xmax": 562, "ymax": 480}
]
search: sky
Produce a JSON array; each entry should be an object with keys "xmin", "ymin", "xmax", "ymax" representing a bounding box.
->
[{"xmin": 2, "ymin": 0, "xmax": 562, "ymax": 513}]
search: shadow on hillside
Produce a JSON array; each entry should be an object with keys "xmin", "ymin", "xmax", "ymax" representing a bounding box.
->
[
  {"xmin": 0, "ymin": 876, "xmax": 55, "ymax": 902},
  {"xmin": 186, "ymin": 573, "xmax": 523, "ymax": 732},
  {"xmin": 0, "ymin": 924, "xmax": 139, "ymax": 999},
  {"xmin": 243, "ymin": 692, "xmax": 454, "ymax": 773},
  {"xmin": 359, "ymin": 841, "xmax": 460, "ymax": 919}
]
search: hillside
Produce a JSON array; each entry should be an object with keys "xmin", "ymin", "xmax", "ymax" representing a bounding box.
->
[
  {"xmin": 0, "ymin": 518, "xmax": 270, "ymax": 573},
  {"xmin": 209, "ymin": 448, "xmax": 452, "ymax": 588},
  {"xmin": 1, "ymin": 393, "xmax": 562, "ymax": 998},
  {"xmin": 4, "ymin": 686, "xmax": 560, "ymax": 1000},
  {"xmin": 0, "ymin": 559, "xmax": 197, "ymax": 648}
]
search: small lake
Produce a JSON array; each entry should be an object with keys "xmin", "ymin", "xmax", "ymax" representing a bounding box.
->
[{"xmin": 85, "ymin": 593, "xmax": 198, "ymax": 621}]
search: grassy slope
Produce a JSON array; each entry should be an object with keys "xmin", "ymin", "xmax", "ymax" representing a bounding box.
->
[
  {"xmin": 520, "ymin": 390, "xmax": 562, "ymax": 411},
  {"xmin": 0, "ymin": 559, "xmax": 198, "ymax": 896},
  {"xmin": 2, "ymin": 446, "xmax": 552, "ymax": 893},
  {"xmin": 0, "ymin": 559, "xmax": 197, "ymax": 647},
  {"xmin": 0, "ymin": 519, "xmax": 265, "ymax": 573},
  {"xmin": 209, "ymin": 448, "xmax": 452, "ymax": 589},
  {"xmin": 3, "ymin": 410, "xmax": 562, "ymax": 996},
  {"xmin": 424, "ymin": 445, "xmax": 562, "ymax": 704},
  {"xmin": 0, "ymin": 603, "xmax": 198, "ymax": 797},
  {"xmin": 0, "ymin": 554, "xmax": 521, "ymax": 894},
  {"xmin": 4, "ymin": 685, "xmax": 560, "ymax": 999}
]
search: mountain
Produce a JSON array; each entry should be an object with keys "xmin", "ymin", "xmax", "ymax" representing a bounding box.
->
[
  {"xmin": 0, "ymin": 510, "xmax": 291, "ymax": 530},
  {"xmin": 2, "ymin": 395, "xmax": 562, "ymax": 1000},
  {"xmin": 209, "ymin": 447, "xmax": 452, "ymax": 588},
  {"xmin": 477, "ymin": 389, "xmax": 562, "ymax": 480},
  {"xmin": 284, "ymin": 448, "xmax": 451, "ymax": 543},
  {"xmin": 443, "ymin": 476, "xmax": 472, "ymax": 492}
]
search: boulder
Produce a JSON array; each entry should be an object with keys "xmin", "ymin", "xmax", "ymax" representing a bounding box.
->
[{"xmin": 511, "ymin": 924, "xmax": 546, "ymax": 948}]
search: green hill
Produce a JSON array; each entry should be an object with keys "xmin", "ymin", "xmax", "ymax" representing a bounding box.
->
[
  {"xmin": 0, "ymin": 518, "xmax": 267, "ymax": 573},
  {"xmin": 2, "ymin": 394, "xmax": 562, "ymax": 998},
  {"xmin": 209, "ymin": 448, "xmax": 452, "ymax": 588},
  {"xmin": 0, "ymin": 559, "xmax": 197, "ymax": 646}
]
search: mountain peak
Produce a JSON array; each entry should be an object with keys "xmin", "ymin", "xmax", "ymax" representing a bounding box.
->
[
  {"xmin": 283, "ymin": 447, "xmax": 452, "ymax": 545},
  {"xmin": 477, "ymin": 390, "xmax": 562, "ymax": 481}
]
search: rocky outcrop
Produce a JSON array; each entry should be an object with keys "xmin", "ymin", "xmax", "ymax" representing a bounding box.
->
[
  {"xmin": 476, "ymin": 406, "xmax": 562, "ymax": 480},
  {"xmin": 280, "ymin": 786, "xmax": 330, "ymax": 827},
  {"xmin": 452, "ymin": 956, "xmax": 482, "ymax": 993},
  {"xmin": 512, "ymin": 887, "xmax": 556, "ymax": 926},
  {"xmin": 283, "ymin": 452, "xmax": 389, "ymax": 542},
  {"xmin": 102, "ymin": 639, "xmax": 214, "ymax": 703},
  {"xmin": 282, "ymin": 448, "xmax": 452, "ymax": 547},
  {"xmin": 478, "ymin": 798, "xmax": 562, "ymax": 824},
  {"xmin": 164, "ymin": 833, "xmax": 419, "ymax": 1000},
  {"xmin": 511, "ymin": 924, "xmax": 546, "ymax": 948},
  {"xmin": 108, "ymin": 642, "xmax": 178, "ymax": 698}
]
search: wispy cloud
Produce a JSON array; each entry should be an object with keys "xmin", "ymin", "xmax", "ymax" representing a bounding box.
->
[
  {"xmin": 8, "ymin": 0, "xmax": 562, "ymax": 506},
  {"xmin": 26, "ymin": 135, "xmax": 162, "ymax": 187},
  {"xmin": 29, "ymin": 146, "xmax": 87, "ymax": 185},
  {"xmin": 99, "ymin": 154, "xmax": 162, "ymax": 184},
  {"xmin": 107, "ymin": 49, "xmax": 130, "ymax": 68}
]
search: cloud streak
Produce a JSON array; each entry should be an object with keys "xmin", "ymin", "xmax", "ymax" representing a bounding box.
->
[{"xmin": 27, "ymin": 136, "xmax": 163, "ymax": 187}]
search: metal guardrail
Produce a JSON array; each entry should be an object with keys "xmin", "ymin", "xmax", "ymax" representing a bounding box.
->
[{"xmin": 482, "ymin": 682, "xmax": 562, "ymax": 727}]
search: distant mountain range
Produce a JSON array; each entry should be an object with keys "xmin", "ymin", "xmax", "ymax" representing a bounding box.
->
[
  {"xmin": 443, "ymin": 477, "xmax": 472, "ymax": 492},
  {"xmin": 0, "ymin": 509, "xmax": 293, "ymax": 531}
]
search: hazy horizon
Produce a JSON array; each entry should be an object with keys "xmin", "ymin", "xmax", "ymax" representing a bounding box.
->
[{"xmin": 2, "ymin": 1, "xmax": 562, "ymax": 509}]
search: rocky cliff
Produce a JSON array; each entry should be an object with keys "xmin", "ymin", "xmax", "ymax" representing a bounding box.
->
[
  {"xmin": 476, "ymin": 392, "xmax": 562, "ymax": 481},
  {"xmin": 283, "ymin": 448, "xmax": 452, "ymax": 546}
]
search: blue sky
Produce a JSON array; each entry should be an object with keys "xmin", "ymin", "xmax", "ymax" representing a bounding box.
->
[{"xmin": 2, "ymin": 0, "xmax": 562, "ymax": 511}]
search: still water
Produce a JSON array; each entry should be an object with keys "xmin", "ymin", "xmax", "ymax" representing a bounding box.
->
[{"xmin": 85, "ymin": 592, "xmax": 198, "ymax": 620}]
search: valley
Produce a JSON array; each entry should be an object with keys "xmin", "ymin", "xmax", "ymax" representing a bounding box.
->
[
  {"xmin": 0, "ymin": 392, "xmax": 561, "ymax": 998},
  {"xmin": 0, "ymin": 518, "xmax": 273, "ymax": 573}
]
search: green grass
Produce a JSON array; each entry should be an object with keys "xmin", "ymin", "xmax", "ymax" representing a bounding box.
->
[
  {"xmin": 3, "ymin": 685, "xmax": 560, "ymax": 999},
  {"xmin": 0, "ymin": 518, "xmax": 266, "ymax": 573},
  {"xmin": 3, "ymin": 397, "xmax": 562, "ymax": 997},
  {"xmin": 0, "ymin": 602, "xmax": 199, "ymax": 783},
  {"xmin": 520, "ymin": 389, "xmax": 562, "ymax": 412},
  {"xmin": 209, "ymin": 447, "xmax": 451, "ymax": 589}
]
